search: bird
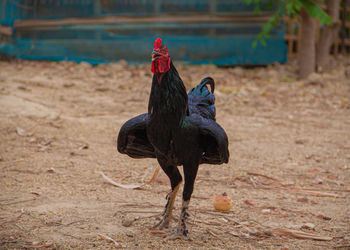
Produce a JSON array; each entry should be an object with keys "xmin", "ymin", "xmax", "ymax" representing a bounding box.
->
[{"xmin": 117, "ymin": 38, "xmax": 229, "ymax": 236}]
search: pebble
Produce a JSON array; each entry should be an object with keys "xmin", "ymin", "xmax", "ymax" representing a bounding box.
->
[
  {"xmin": 122, "ymin": 218, "xmax": 134, "ymax": 227},
  {"xmin": 126, "ymin": 232, "xmax": 134, "ymax": 237},
  {"xmin": 261, "ymin": 209, "xmax": 271, "ymax": 214},
  {"xmin": 301, "ymin": 223, "xmax": 315, "ymax": 230}
]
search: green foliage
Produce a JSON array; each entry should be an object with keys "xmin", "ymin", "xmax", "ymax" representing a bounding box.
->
[
  {"xmin": 245, "ymin": 0, "xmax": 332, "ymax": 47},
  {"xmin": 301, "ymin": 0, "xmax": 332, "ymax": 24},
  {"xmin": 242, "ymin": 0, "xmax": 263, "ymax": 13}
]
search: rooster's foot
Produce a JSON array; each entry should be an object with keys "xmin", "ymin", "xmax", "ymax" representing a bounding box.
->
[
  {"xmin": 153, "ymin": 217, "xmax": 170, "ymax": 230},
  {"xmin": 164, "ymin": 230, "xmax": 191, "ymax": 241}
]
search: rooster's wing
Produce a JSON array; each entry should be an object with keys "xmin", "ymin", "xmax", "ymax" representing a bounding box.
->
[
  {"xmin": 117, "ymin": 113, "xmax": 156, "ymax": 159},
  {"xmin": 185, "ymin": 114, "xmax": 229, "ymax": 165}
]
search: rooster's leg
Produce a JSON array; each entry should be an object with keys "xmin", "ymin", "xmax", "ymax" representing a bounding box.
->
[
  {"xmin": 177, "ymin": 162, "xmax": 199, "ymax": 236},
  {"xmin": 155, "ymin": 165, "xmax": 182, "ymax": 230}
]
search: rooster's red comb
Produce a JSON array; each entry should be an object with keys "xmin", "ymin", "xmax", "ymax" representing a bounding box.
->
[{"xmin": 154, "ymin": 38, "xmax": 162, "ymax": 50}]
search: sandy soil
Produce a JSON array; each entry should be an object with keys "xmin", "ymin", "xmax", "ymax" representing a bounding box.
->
[{"xmin": 0, "ymin": 58, "xmax": 349, "ymax": 249}]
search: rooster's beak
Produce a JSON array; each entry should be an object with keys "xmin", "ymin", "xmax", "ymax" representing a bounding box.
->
[{"xmin": 152, "ymin": 51, "xmax": 162, "ymax": 61}]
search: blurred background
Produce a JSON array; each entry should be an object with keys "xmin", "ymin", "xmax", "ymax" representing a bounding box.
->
[
  {"xmin": 1, "ymin": 0, "xmax": 289, "ymax": 65},
  {"xmin": 1, "ymin": 2, "xmax": 350, "ymax": 249},
  {"xmin": 1, "ymin": 0, "xmax": 349, "ymax": 73}
]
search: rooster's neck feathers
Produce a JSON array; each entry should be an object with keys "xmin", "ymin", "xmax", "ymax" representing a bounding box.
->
[{"xmin": 148, "ymin": 61, "xmax": 188, "ymax": 124}]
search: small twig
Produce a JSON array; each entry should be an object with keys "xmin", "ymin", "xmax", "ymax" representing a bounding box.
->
[
  {"xmin": 0, "ymin": 240, "xmax": 18, "ymax": 244},
  {"xmin": 206, "ymin": 228, "xmax": 219, "ymax": 237},
  {"xmin": 0, "ymin": 208, "xmax": 26, "ymax": 225},
  {"xmin": 334, "ymin": 245, "xmax": 350, "ymax": 249},
  {"xmin": 294, "ymin": 188, "xmax": 350, "ymax": 193},
  {"xmin": 271, "ymin": 228, "xmax": 333, "ymax": 241},
  {"xmin": 1, "ymin": 198, "xmax": 36, "ymax": 206},
  {"xmin": 205, "ymin": 228, "xmax": 226, "ymax": 244},
  {"xmin": 119, "ymin": 203, "xmax": 163, "ymax": 208},
  {"xmin": 194, "ymin": 220, "xmax": 222, "ymax": 227},
  {"xmin": 98, "ymin": 233, "xmax": 121, "ymax": 248},
  {"xmin": 226, "ymin": 230, "xmax": 241, "ymax": 238},
  {"xmin": 124, "ymin": 210, "xmax": 159, "ymax": 214},
  {"xmin": 14, "ymin": 223, "xmax": 24, "ymax": 230},
  {"xmin": 249, "ymin": 177, "xmax": 258, "ymax": 188},
  {"xmin": 247, "ymin": 172, "xmax": 278, "ymax": 181},
  {"xmin": 196, "ymin": 210, "xmax": 240, "ymax": 225},
  {"xmin": 288, "ymin": 189, "xmax": 339, "ymax": 198},
  {"xmin": 101, "ymin": 168, "xmax": 160, "ymax": 189},
  {"xmin": 62, "ymin": 220, "xmax": 85, "ymax": 226}
]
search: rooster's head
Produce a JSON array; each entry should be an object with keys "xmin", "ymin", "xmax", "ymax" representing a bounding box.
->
[{"xmin": 151, "ymin": 38, "xmax": 170, "ymax": 83}]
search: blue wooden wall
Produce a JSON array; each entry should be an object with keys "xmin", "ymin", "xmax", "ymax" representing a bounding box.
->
[{"xmin": 0, "ymin": 0, "xmax": 286, "ymax": 65}]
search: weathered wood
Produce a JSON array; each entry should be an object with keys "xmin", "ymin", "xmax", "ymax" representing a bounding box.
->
[
  {"xmin": 284, "ymin": 3, "xmax": 349, "ymax": 58},
  {"xmin": 0, "ymin": 25, "xmax": 12, "ymax": 36},
  {"xmin": 0, "ymin": 35, "xmax": 286, "ymax": 65},
  {"xmin": 0, "ymin": 0, "xmax": 287, "ymax": 65},
  {"xmin": 316, "ymin": 0, "xmax": 341, "ymax": 71},
  {"xmin": 299, "ymin": 8, "xmax": 316, "ymax": 78},
  {"xmin": 14, "ymin": 15, "xmax": 272, "ymax": 29}
]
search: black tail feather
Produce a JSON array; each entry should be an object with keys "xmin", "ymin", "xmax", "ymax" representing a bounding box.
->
[{"xmin": 188, "ymin": 77, "xmax": 216, "ymax": 120}]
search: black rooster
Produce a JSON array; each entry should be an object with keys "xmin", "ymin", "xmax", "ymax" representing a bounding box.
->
[{"xmin": 117, "ymin": 38, "xmax": 229, "ymax": 236}]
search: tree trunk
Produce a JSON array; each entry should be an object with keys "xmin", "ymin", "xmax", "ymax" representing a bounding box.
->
[
  {"xmin": 316, "ymin": 0, "xmax": 341, "ymax": 72},
  {"xmin": 299, "ymin": 8, "xmax": 317, "ymax": 79}
]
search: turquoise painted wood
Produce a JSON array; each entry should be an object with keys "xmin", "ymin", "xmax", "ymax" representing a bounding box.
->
[{"xmin": 0, "ymin": 0, "xmax": 286, "ymax": 65}]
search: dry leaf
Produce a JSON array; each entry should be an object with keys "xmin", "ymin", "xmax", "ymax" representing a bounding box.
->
[
  {"xmin": 295, "ymin": 139, "xmax": 307, "ymax": 144},
  {"xmin": 47, "ymin": 168, "xmax": 55, "ymax": 173},
  {"xmin": 247, "ymin": 172, "xmax": 278, "ymax": 181},
  {"xmin": 101, "ymin": 167, "xmax": 160, "ymax": 189},
  {"xmin": 78, "ymin": 144, "xmax": 89, "ymax": 150},
  {"xmin": 297, "ymin": 197, "xmax": 308, "ymax": 203},
  {"xmin": 313, "ymin": 178, "xmax": 323, "ymax": 184},
  {"xmin": 327, "ymin": 175, "xmax": 338, "ymax": 180},
  {"xmin": 317, "ymin": 214, "xmax": 331, "ymax": 220},
  {"xmin": 244, "ymin": 200, "xmax": 255, "ymax": 206}
]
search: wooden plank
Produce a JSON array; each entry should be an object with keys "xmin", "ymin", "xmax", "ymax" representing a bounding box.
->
[
  {"xmin": 1, "ymin": 1, "xmax": 286, "ymax": 65},
  {"xmin": 15, "ymin": 22, "xmax": 283, "ymax": 40},
  {"xmin": 0, "ymin": 25, "xmax": 12, "ymax": 36},
  {"xmin": 284, "ymin": 34, "xmax": 298, "ymax": 40},
  {"xmin": 14, "ymin": 14, "xmax": 272, "ymax": 29},
  {"xmin": 11, "ymin": 0, "xmax": 276, "ymax": 19},
  {"xmin": 0, "ymin": 35, "xmax": 287, "ymax": 65}
]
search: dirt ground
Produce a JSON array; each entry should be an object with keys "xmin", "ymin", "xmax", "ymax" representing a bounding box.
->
[{"xmin": 0, "ymin": 57, "xmax": 349, "ymax": 249}]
